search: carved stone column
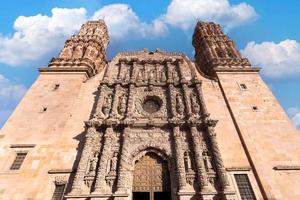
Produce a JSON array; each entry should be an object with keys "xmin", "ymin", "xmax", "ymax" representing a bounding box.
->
[
  {"xmin": 206, "ymin": 120, "xmax": 230, "ymax": 192},
  {"xmin": 190, "ymin": 126, "xmax": 212, "ymax": 192},
  {"xmin": 194, "ymin": 81, "xmax": 209, "ymax": 116},
  {"xmin": 173, "ymin": 126, "xmax": 188, "ymax": 191},
  {"xmin": 93, "ymin": 126, "xmax": 114, "ymax": 193},
  {"xmin": 115, "ymin": 127, "xmax": 130, "ymax": 194},
  {"xmin": 176, "ymin": 61, "xmax": 192, "ymax": 117},
  {"xmin": 167, "ymin": 84, "xmax": 177, "ymax": 118},
  {"xmin": 69, "ymin": 126, "xmax": 98, "ymax": 195},
  {"xmin": 181, "ymin": 83, "xmax": 192, "ymax": 117}
]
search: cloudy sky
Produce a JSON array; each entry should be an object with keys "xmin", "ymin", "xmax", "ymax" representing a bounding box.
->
[{"xmin": 0, "ymin": 0, "xmax": 300, "ymax": 130}]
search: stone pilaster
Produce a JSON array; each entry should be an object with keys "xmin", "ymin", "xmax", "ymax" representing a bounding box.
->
[
  {"xmin": 125, "ymin": 84, "xmax": 135, "ymax": 118},
  {"xmin": 69, "ymin": 126, "xmax": 97, "ymax": 195},
  {"xmin": 93, "ymin": 127, "xmax": 114, "ymax": 193},
  {"xmin": 110, "ymin": 84, "xmax": 121, "ymax": 118}
]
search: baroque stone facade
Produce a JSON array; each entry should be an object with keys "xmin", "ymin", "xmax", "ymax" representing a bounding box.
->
[{"xmin": 0, "ymin": 20, "xmax": 300, "ymax": 200}]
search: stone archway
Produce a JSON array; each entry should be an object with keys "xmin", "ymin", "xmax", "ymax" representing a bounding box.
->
[{"xmin": 132, "ymin": 152, "xmax": 171, "ymax": 200}]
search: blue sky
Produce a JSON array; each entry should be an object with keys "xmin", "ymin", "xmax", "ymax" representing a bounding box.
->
[{"xmin": 0, "ymin": 0, "xmax": 300, "ymax": 129}]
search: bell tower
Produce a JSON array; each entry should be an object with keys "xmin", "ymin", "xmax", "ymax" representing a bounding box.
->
[
  {"xmin": 40, "ymin": 20, "xmax": 109, "ymax": 78},
  {"xmin": 192, "ymin": 21, "xmax": 251, "ymax": 76}
]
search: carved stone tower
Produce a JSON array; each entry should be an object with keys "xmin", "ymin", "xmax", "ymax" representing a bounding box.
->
[
  {"xmin": 1, "ymin": 20, "xmax": 300, "ymax": 200},
  {"xmin": 192, "ymin": 21, "xmax": 251, "ymax": 76},
  {"xmin": 40, "ymin": 20, "xmax": 109, "ymax": 77}
]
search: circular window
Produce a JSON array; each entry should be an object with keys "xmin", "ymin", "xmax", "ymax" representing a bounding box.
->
[{"xmin": 142, "ymin": 96, "xmax": 162, "ymax": 113}]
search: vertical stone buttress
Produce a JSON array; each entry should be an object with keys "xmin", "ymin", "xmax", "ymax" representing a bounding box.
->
[{"xmin": 42, "ymin": 20, "xmax": 109, "ymax": 78}]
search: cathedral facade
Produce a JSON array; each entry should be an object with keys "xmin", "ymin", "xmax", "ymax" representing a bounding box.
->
[{"xmin": 0, "ymin": 20, "xmax": 300, "ymax": 200}]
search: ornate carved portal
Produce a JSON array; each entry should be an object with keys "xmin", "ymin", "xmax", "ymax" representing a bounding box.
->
[
  {"xmin": 66, "ymin": 49, "xmax": 237, "ymax": 200},
  {"xmin": 133, "ymin": 153, "xmax": 171, "ymax": 200}
]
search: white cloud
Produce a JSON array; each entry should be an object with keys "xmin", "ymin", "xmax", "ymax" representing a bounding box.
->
[
  {"xmin": 162, "ymin": 0, "xmax": 257, "ymax": 30},
  {"xmin": 0, "ymin": 5, "xmax": 169, "ymax": 66},
  {"xmin": 0, "ymin": 8, "xmax": 87, "ymax": 66},
  {"xmin": 287, "ymin": 107, "xmax": 300, "ymax": 130},
  {"xmin": 0, "ymin": 74, "xmax": 27, "ymax": 127},
  {"xmin": 92, "ymin": 4, "xmax": 167, "ymax": 40},
  {"xmin": 241, "ymin": 39, "xmax": 300, "ymax": 78}
]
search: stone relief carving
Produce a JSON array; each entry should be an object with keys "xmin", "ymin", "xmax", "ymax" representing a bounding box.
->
[
  {"xmin": 203, "ymin": 151, "xmax": 214, "ymax": 172},
  {"xmin": 118, "ymin": 93, "xmax": 127, "ymax": 115},
  {"xmin": 102, "ymin": 94, "xmax": 113, "ymax": 117},
  {"xmin": 89, "ymin": 152, "xmax": 99, "ymax": 174},
  {"xmin": 110, "ymin": 152, "xmax": 118, "ymax": 174},
  {"xmin": 176, "ymin": 93, "xmax": 184, "ymax": 115},
  {"xmin": 184, "ymin": 151, "xmax": 192, "ymax": 172}
]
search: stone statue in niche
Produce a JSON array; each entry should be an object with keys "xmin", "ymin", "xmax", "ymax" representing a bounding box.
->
[
  {"xmin": 89, "ymin": 152, "xmax": 99, "ymax": 173},
  {"xmin": 203, "ymin": 151, "xmax": 214, "ymax": 172},
  {"xmin": 102, "ymin": 94, "xmax": 113, "ymax": 116},
  {"xmin": 160, "ymin": 70, "xmax": 166, "ymax": 82},
  {"xmin": 184, "ymin": 151, "xmax": 192, "ymax": 172},
  {"xmin": 172, "ymin": 67, "xmax": 179, "ymax": 82},
  {"xmin": 190, "ymin": 93, "xmax": 200, "ymax": 115},
  {"xmin": 118, "ymin": 93, "xmax": 127, "ymax": 115},
  {"xmin": 72, "ymin": 45, "xmax": 84, "ymax": 59},
  {"xmin": 149, "ymin": 69, "xmax": 156, "ymax": 82},
  {"xmin": 176, "ymin": 93, "xmax": 184, "ymax": 115},
  {"xmin": 123, "ymin": 69, "xmax": 130, "ymax": 82},
  {"xmin": 110, "ymin": 152, "xmax": 118, "ymax": 174},
  {"xmin": 136, "ymin": 69, "xmax": 143, "ymax": 82},
  {"xmin": 59, "ymin": 45, "xmax": 73, "ymax": 59}
]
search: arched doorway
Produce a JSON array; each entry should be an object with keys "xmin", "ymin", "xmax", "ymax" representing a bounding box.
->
[{"xmin": 132, "ymin": 152, "xmax": 171, "ymax": 200}]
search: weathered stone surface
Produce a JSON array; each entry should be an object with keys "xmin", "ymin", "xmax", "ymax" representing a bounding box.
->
[{"xmin": 0, "ymin": 20, "xmax": 299, "ymax": 200}]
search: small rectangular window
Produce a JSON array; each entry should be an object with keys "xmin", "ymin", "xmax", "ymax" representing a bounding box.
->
[
  {"xmin": 240, "ymin": 83, "xmax": 247, "ymax": 90},
  {"xmin": 51, "ymin": 184, "xmax": 66, "ymax": 200},
  {"xmin": 234, "ymin": 174, "xmax": 256, "ymax": 200},
  {"xmin": 10, "ymin": 152, "xmax": 27, "ymax": 170}
]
